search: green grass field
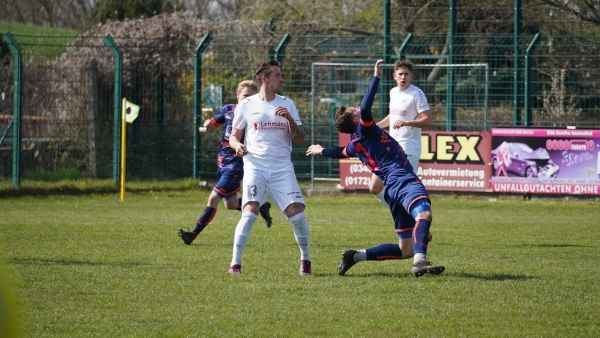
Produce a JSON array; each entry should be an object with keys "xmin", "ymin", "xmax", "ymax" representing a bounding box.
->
[{"xmin": 1, "ymin": 191, "xmax": 599, "ymax": 337}]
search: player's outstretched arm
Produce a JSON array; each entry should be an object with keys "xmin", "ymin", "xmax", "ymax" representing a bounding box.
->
[
  {"xmin": 203, "ymin": 118, "xmax": 219, "ymax": 131},
  {"xmin": 306, "ymin": 145, "xmax": 347, "ymax": 159},
  {"xmin": 306, "ymin": 145, "xmax": 324, "ymax": 156}
]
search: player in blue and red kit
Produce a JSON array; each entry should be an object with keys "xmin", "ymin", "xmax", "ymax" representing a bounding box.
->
[
  {"xmin": 178, "ymin": 81, "xmax": 273, "ymax": 245},
  {"xmin": 306, "ymin": 60, "xmax": 444, "ymax": 277}
]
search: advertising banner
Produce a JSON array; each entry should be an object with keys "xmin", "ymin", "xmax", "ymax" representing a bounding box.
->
[
  {"xmin": 338, "ymin": 131, "xmax": 492, "ymax": 192},
  {"xmin": 491, "ymin": 128, "xmax": 600, "ymax": 195}
]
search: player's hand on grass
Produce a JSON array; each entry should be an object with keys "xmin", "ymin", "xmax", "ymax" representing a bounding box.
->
[{"xmin": 306, "ymin": 145, "xmax": 323, "ymax": 156}]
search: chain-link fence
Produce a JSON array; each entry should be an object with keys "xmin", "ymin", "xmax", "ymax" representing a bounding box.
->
[{"xmin": 2, "ymin": 16, "xmax": 600, "ymax": 189}]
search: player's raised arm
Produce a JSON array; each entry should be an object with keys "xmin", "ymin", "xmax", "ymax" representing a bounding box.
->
[{"xmin": 359, "ymin": 60, "xmax": 384, "ymax": 123}]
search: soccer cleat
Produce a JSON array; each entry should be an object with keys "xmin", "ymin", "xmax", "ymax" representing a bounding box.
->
[
  {"xmin": 300, "ymin": 260, "xmax": 312, "ymax": 276},
  {"xmin": 411, "ymin": 260, "xmax": 445, "ymax": 277},
  {"xmin": 177, "ymin": 228, "xmax": 196, "ymax": 245},
  {"xmin": 259, "ymin": 202, "xmax": 273, "ymax": 228},
  {"xmin": 337, "ymin": 249, "xmax": 357, "ymax": 276},
  {"xmin": 228, "ymin": 264, "xmax": 242, "ymax": 274}
]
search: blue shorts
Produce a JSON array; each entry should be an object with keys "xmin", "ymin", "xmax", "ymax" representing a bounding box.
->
[
  {"xmin": 383, "ymin": 171, "xmax": 431, "ymax": 239},
  {"xmin": 213, "ymin": 164, "xmax": 243, "ymax": 200}
]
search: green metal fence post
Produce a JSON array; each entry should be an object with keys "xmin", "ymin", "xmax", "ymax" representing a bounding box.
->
[
  {"xmin": 275, "ymin": 34, "xmax": 291, "ymax": 65},
  {"xmin": 104, "ymin": 35, "xmax": 122, "ymax": 184},
  {"xmin": 514, "ymin": 0, "xmax": 522, "ymax": 125},
  {"xmin": 524, "ymin": 33, "xmax": 541, "ymax": 126},
  {"xmin": 447, "ymin": 0, "xmax": 456, "ymax": 131},
  {"xmin": 194, "ymin": 33, "xmax": 212, "ymax": 180},
  {"xmin": 4, "ymin": 32, "xmax": 22, "ymax": 186},
  {"xmin": 398, "ymin": 33, "xmax": 413, "ymax": 61},
  {"xmin": 381, "ymin": 0, "xmax": 392, "ymax": 121}
]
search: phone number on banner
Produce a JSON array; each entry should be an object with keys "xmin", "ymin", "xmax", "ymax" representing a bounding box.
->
[{"xmin": 344, "ymin": 175, "xmax": 371, "ymax": 186}]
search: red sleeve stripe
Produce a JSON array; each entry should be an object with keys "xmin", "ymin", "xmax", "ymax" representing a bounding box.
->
[
  {"xmin": 342, "ymin": 147, "xmax": 349, "ymax": 158},
  {"xmin": 360, "ymin": 118, "xmax": 373, "ymax": 126},
  {"xmin": 211, "ymin": 117, "xmax": 220, "ymax": 127}
]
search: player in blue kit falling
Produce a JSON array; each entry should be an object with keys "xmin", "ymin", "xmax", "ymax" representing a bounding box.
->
[
  {"xmin": 178, "ymin": 81, "xmax": 273, "ymax": 245},
  {"xmin": 306, "ymin": 60, "xmax": 445, "ymax": 277}
]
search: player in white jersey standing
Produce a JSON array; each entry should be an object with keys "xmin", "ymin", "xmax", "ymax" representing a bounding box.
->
[
  {"xmin": 370, "ymin": 60, "xmax": 433, "ymax": 206},
  {"xmin": 227, "ymin": 60, "xmax": 312, "ymax": 276}
]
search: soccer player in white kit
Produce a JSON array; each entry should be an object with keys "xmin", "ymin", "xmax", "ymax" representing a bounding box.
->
[
  {"xmin": 370, "ymin": 60, "xmax": 433, "ymax": 206},
  {"xmin": 227, "ymin": 60, "xmax": 312, "ymax": 275}
]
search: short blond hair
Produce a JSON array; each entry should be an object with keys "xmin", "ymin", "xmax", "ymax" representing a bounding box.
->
[{"xmin": 237, "ymin": 80, "xmax": 259, "ymax": 94}]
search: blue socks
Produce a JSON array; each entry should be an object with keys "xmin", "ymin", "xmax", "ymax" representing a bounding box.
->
[
  {"xmin": 413, "ymin": 219, "xmax": 432, "ymax": 255},
  {"xmin": 192, "ymin": 206, "xmax": 217, "ymax": 236},
  {"xmin": 366, "ymin": 243, "xmax": 403, "ymax": 260}
]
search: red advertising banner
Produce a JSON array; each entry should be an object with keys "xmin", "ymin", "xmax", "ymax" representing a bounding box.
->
[
  {"xmin": 491, "ymin": 128, "xmax": 600, "ymax": 195},
  {"xmin": 338, "ymin": 131, "xmax": 492, "ymax": 192}
]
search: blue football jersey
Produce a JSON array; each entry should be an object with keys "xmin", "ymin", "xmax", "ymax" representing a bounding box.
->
[
  {"xmin": 343, "ymin": 77, "xmax": 415, "ymax": 185},
  {"xmin": 211, "ymin": 104, "xmax": 243, "ymax": 168}
]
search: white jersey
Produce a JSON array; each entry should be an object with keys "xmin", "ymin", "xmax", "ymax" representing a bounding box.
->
[
  {"xmin": 388, "ymin": 84, "xmax": 430, "ymax": 159},
  {"xmin": 232, "ymin": 94, "xmax": 301, "ymax": 172}
]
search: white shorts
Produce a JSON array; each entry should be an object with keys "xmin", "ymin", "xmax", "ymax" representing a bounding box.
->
[
  {"xmin": 406, "ymin": 154, "xmax": 419, "ymax": 174},
  {"xmin": 241, "ymin": 168, "xmax": 305, "ymax": 214}
]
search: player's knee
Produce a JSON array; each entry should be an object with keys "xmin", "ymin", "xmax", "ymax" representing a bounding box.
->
[
  {"xmin": 416, "ymin": 210, "xmax": 432, "ymax": 222},
  {"xmin": 242, "ymin": 201, "xmax": 260, "ymax": 214},
  {"xmin": 284, "ymin": 202, "xmax": 304, "ymax": 218}
]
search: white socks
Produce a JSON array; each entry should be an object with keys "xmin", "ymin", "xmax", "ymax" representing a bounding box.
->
[
  {"xmin": 354, "ymin": 250, "xmax": 367, "ymax": 262},
  {"xmin": 413, "ymin": 253, "xmax": 426, "ymax": 264},
  {"xmin": 231, "ymin": 212, "xmax": 258, "ymax": 266},
  {"xmin": 288, "ymin": 212, "xmax": 311, "ymax": 261}
]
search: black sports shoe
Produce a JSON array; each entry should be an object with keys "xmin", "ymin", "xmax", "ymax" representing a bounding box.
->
[
  {"xmin": 259, "ymin": 202, "xmax": 273, "ymax": 228},
  {"xmin": 411, "ymin": 260, "xmax": 445, "ymax": 277},
  {"xmin": 338, "ymin": 249, "xmax": 357, "ymax": 276},
  {"xmin": 177, "ymin": 228, "xmax": 196, "ymax": 245}
]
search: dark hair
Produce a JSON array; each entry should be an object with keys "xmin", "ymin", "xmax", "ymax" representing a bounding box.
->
[
  {"xmin": 255, "ymin": 60, "xmax": 281, "ymax": 82},
  {"xmin": 334, "ymin": 106, "xmax": 357, "ymax": 134},
  {"xmin": 394, "ymin": 60, "xmax": 414, "ymax": 73}
]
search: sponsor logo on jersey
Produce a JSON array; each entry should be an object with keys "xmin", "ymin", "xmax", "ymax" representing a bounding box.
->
[
  {"xmin": 390, "ymin": 108, "xmax": 407, "ymax": 116},
  {"xmin": 253, "ymin": 121, "xmax": 288, "ymax": 131}
]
